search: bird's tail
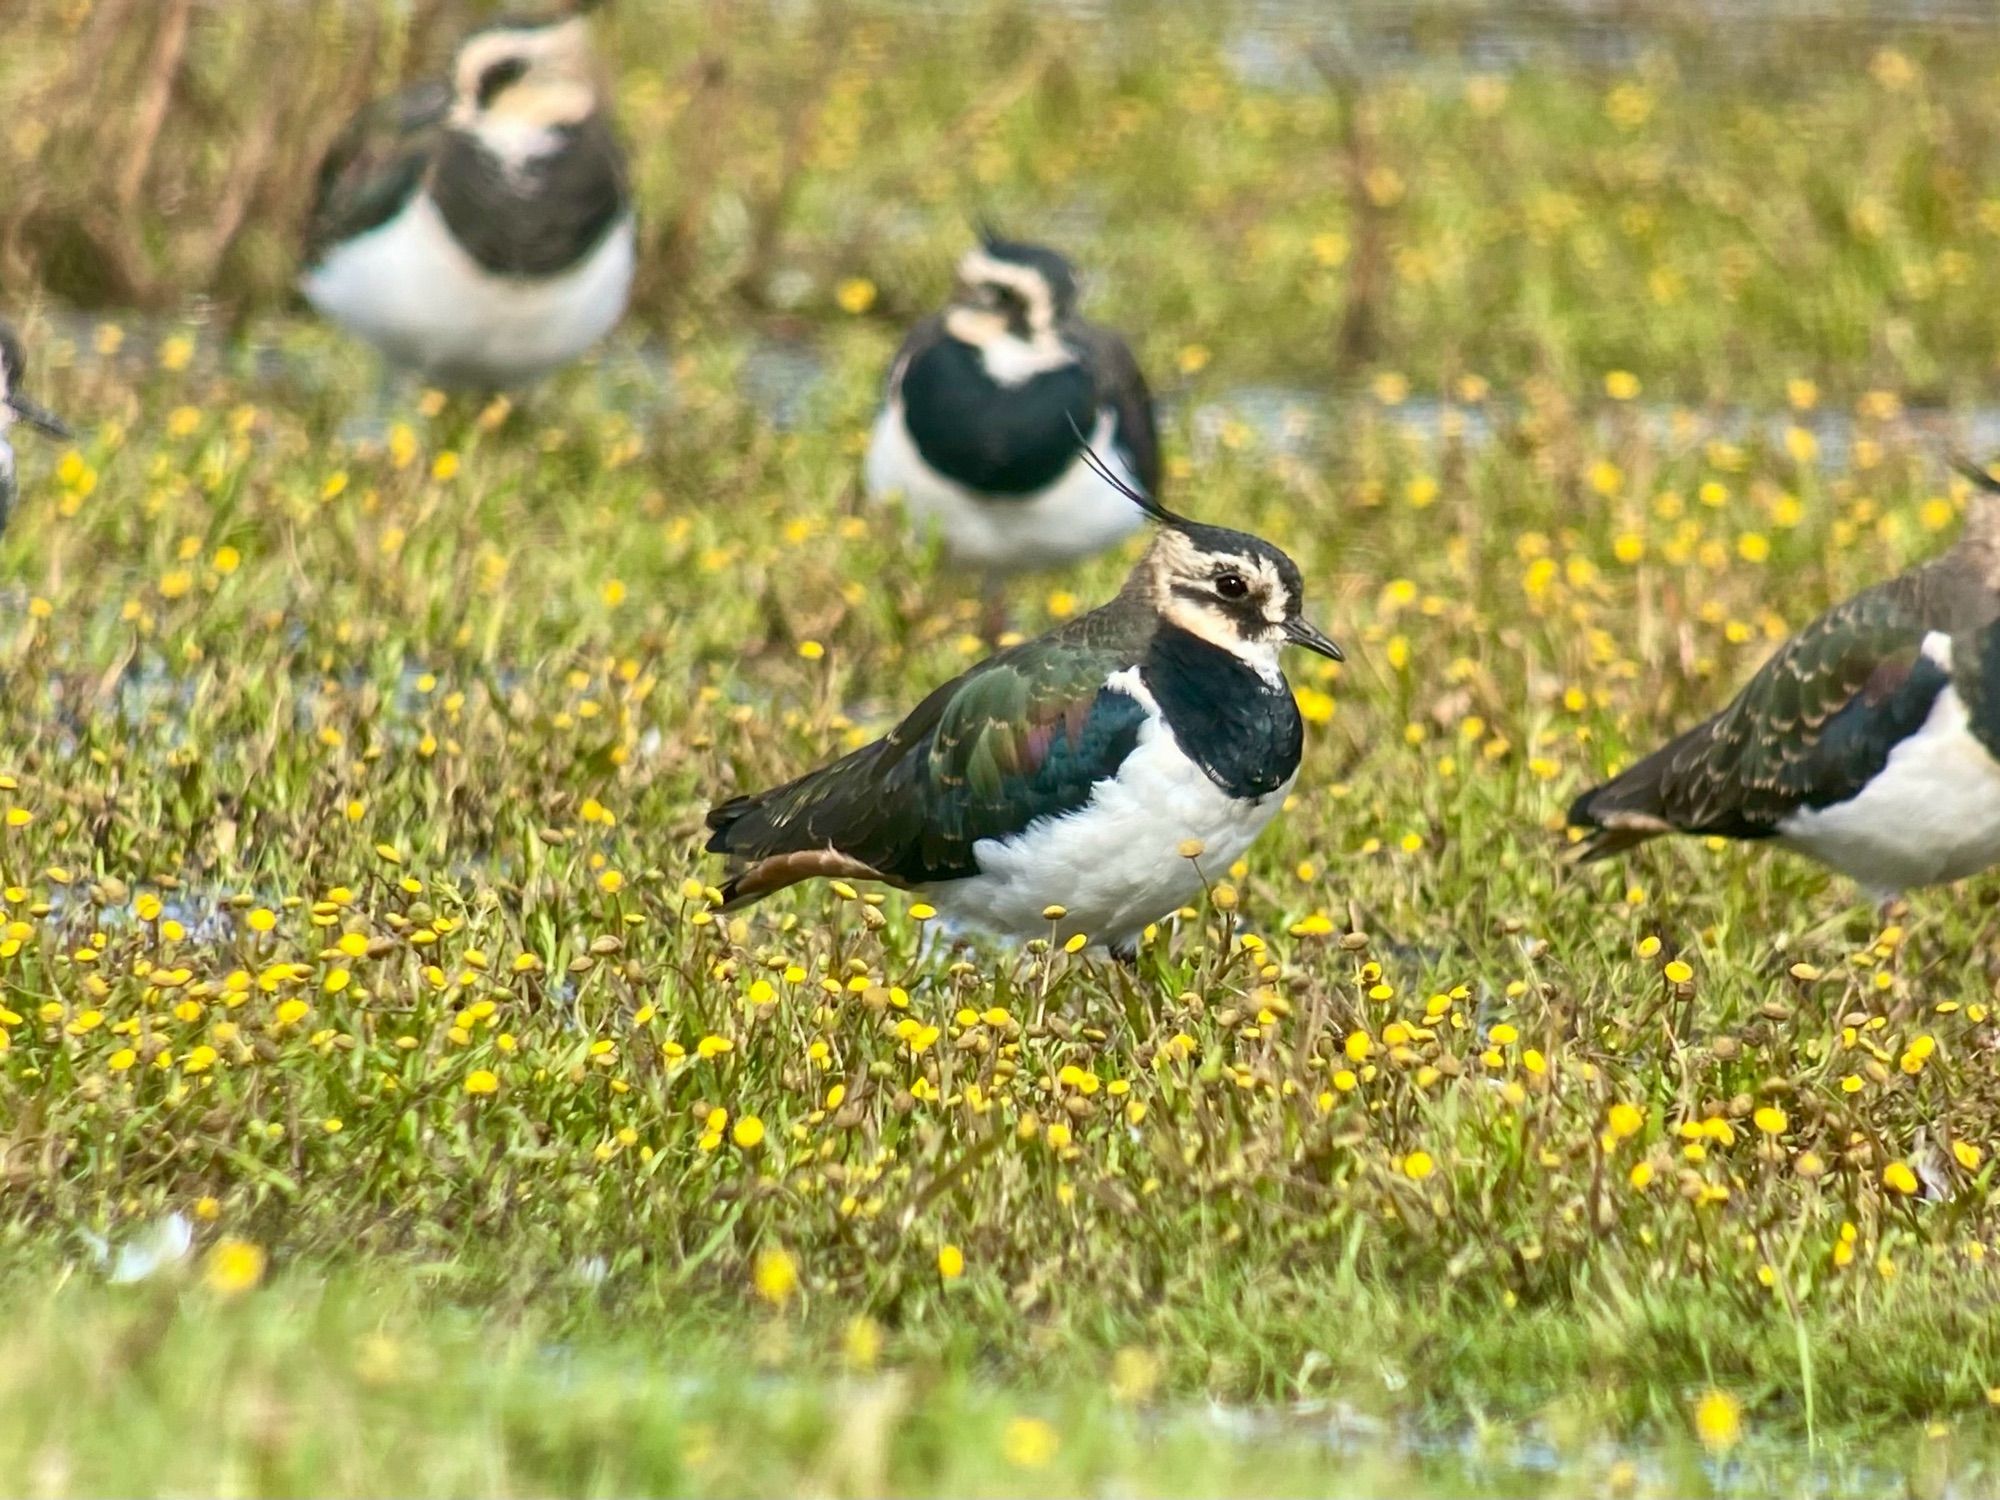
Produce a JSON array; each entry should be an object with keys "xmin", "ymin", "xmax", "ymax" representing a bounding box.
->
[{"xmin": 703, "ymin": 787, "xmax": 893, "ymax": 909}]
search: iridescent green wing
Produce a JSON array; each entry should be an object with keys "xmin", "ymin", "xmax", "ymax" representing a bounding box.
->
[
  {"xmin": 707, "ymin": 610, "xmax": 1154, "ymax": 888},
  {"xmin": 303, "ymin": 80, "xmax": 451, "ymax": 266},
  {"xmin": 1573, "ymin": 576, "xmax": 1945, "ymax": 843}
]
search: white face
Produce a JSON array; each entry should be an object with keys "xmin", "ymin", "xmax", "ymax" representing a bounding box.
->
[
  {"xmin": 453, "ymin": 18, "xmax": 597, "ymax": 130},
  {"xmin": 946, "ymin": 249, "xmax": 1059, "ymax": 339},
  {"xmin": 1149, "ymin": 531, "xmax": 1296, "ymax": 662}
]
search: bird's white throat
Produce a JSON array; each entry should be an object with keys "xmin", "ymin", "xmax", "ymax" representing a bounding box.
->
[{"xmin": 941, "ymin": 311, "xmax": 1074, "ymax": 386}]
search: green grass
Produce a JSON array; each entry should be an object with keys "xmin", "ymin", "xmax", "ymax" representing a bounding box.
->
[
  {"xmin": 8, "ymin": 1, "xmax": 2000, "ymax": 1494},
  {"xmin": 0, "ymin": 1268, "xmax": 1803, "ymax": 1498}
]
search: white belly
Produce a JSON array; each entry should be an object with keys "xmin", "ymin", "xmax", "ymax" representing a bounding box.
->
[
  {"xmin": 300, "ymin": 194, "xmax": 634, "ymax": 388},
  {"xmin": 921, "ymin": 710, "xmax": 1291, "ymax": 953},
  {"xmin": 864, "ymin": 402, "xmax": 1145, "ymax": 573},
  {"xmin": 1777, "ymin": 680, "xmax": 2000, "ymax": 898}
]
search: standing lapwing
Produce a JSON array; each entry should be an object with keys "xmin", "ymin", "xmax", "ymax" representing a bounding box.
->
[
  {"xmin": 300, "ymin": 4, "xmax": 632, "ymax": 390},
  {"xmin": 864, "ymin": 235, "xmax": 1160, "ymax": 589},
  {"xmin": 0, "ymin": 320, "xmax": 72, "ymax": 534},
  {"xmin": 1569, "ymin": 464, "xmax": 2000, "ymax": 901},
  {"xmin": 707, "ymin": 453, "xmax": 1341, "ymax": 958}
]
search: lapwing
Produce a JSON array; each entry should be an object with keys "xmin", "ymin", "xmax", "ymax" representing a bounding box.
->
[
  {"xmin": 1569, "ymin": 464, "xmax": 2000, "ymax": 901},
  {"xmin": 707, "ymin": 453, "xmax": 1341, "ymax": 958},
  {"xmin": 300, "ymin": 4, "xmax": 632, "ymax": 390},
  {"xmin": 0, "ymin": 320, "xmax": 71, "ymax": 534},
  {"xmin": 864, "ymin": 235, "xmax": 1161, "ymax": 584}
]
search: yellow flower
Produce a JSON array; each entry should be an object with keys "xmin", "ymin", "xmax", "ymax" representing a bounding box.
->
[
  {"xmin": 204, "ymin": 1238, "xmax": 267, "ymax": 1296},
  {"xmin": 1294, "ymin": 686, "xmax": 1336, "ymax": 724},
  {"xmin": 1752, "ymin": 1105, "xmax": 1787, "ymax": 1135},
  {"xmin": 1001, "ymin": 1416, "xmax": 1059, "ymax": 1470},
  {"xmin": 753, "ymin": 1246, "xmax": 798, "ymax": 1305},
  {"xmin": 1883, "ymin": 1161, "xmax": 1919, "ymax": 1196},
  {"xmin": 1604, "ymin": 370, "xmax": 1640, "ymax": 401},
  {"xmin": 843, "ymin": 1316, "xmax": 882, "ymax": 1370},
  {"xmin": 1402, "ymin": 1151, "xmax": 1435, "ymax": 1181},
  {"xmin": 835, "ymin": 278, "xmax": 877, "ymax": 315},
  {"xmin": 1692, "ymin": 1389, "xmax": 1742, "ymax": 1453},
  {"xmin": 464, "ymin": 1069, "xmax": 500, "ymax": 1096},
  {"xmin": 1607, "ymin": 1103, "xmax": 1644, "ymax": 1140},
  {"xmin": 938, "ymin": 1243, "xmax": 965, "ymax": 1280},
  {"xmin": 732, "ymin": 1115, "xmax": 765, "ymax": 1149},
  {"xmin": 1663, "ymin": 960, "xmax": 1693, "ymax": 985}
]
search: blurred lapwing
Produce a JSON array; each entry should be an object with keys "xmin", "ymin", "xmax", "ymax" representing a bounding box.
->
[
  {"xmin": 300, "ymin": 4, "xmax": 632, "ymax": 389},
  {"xmin": 708, "ymin": 452, "xmax": 1340, "ymax": 958},
  {"xmin": 1570, "ymin": 463, "xmax": 2000, "ymax": 901},
  {"xmin": 0, "ymin": 320, "xmax": 72, "ymax": 534},
  {"xmin": 865, "ymin": 235, "xmax": 1160, "ymax": 587}
]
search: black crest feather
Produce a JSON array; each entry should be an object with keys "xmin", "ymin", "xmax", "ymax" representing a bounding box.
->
[{"xmin": 1065, "ymin": 412, "xmax": 1180, "ymax": 526}]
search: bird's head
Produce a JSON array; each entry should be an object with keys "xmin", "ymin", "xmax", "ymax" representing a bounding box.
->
[
  {"xmin": 453, "ymin": 11, "xmax": 601, "ymax": 131},
  {"xmin": 1141, "ymin": 521, "xmax": 1342, "ymax": 671},
  {"xmin": 945, "ymin": 234, "xmax": 1079, "ymax": 349},
  {"xmin": 1072, "ymin": 439, "xmax": 1342, "ymax": 672}
]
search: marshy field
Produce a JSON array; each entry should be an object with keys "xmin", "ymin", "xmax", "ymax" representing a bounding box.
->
[{"xmin": 7, "ymin": 0, "xmax": 2000, "ymax": 1494}]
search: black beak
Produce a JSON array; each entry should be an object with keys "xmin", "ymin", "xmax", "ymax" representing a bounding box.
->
[
  {"xmin": 1282, "ymin": 617, "xmax": 1344, "ymax": 662},
  {"xmin": 7, "ymin": 393, "xmax": 71, "ymax": 441}
]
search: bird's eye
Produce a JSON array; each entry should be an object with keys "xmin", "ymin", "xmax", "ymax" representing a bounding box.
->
[
  {"xmin": 477, "ymin": 57, "xmax": 530, "ymax": 109},
  {"xmin": 1214, "ymin": 572, "xmax": 1249, "ymax": 600}
]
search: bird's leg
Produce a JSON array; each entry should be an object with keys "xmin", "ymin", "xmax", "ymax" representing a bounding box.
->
[
  {"xmin": 339, "ymin": 357, "xmax": 406, "ymax": 447},
  {"xmin": 1109, "ymin": 943, "xmax": 1151, "ymax": 1041},
  {"xmin": 980, "ymin": 569, "xmax": 1011, "ymax": 644}
]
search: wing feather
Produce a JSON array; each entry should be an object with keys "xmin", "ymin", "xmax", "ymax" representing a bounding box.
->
[
  {"xmin": 1570, "ymin": 574, "xmax": 1951, "ymax": 851},
  {"xmin": 1071, "ymin": 322, "xmax": 1160, "ymax": 498},
  {"xmin": 303, "ymin": 81, "xmax": 451, "ymax": 267}
]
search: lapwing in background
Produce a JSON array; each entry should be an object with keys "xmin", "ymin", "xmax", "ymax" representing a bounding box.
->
[
  {"xmin": 708, "ymin": 452, "xmax": 1341, "ymax": 959},
  {"xmin": 864, "ymin": 235, "xmax": 1161, "ymax": 592},
  {"xmin": 1569, "ymin": 462, "xmax": 2000, "ymax": 903},
  {"xmin": 300, "ymin": 3, "xmax": 632, "ymax": 390},
  {"xmin": 0, "ymin": 320, "xmax": 72, "ymax": 535}
]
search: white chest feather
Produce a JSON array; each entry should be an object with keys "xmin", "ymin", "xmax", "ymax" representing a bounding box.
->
[
  {"xmin": 864, "ymin": 402, "xmax": 1144, "ymax": 573},
  {"xmin": 300, "ymin": 194, "xmax": 634, "ymax": 387},
  {"xmin": 921, "ymin": 675, "xmax": 1291, "ymax": 952},
  {"xmin": 1777, "ymin": 653, "xmax": 2000, "ymax": 897}
]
